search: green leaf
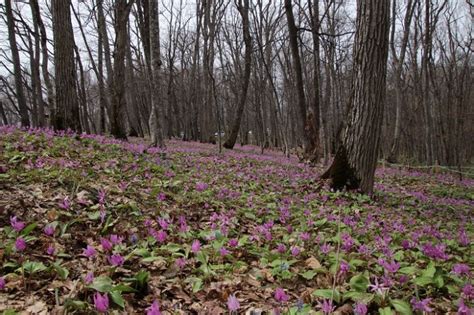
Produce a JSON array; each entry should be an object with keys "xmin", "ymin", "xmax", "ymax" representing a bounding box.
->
[
  {"xmin": 378, "ymin": 307, "xmax": 395, "ymax": 315},
  {"xmin": 421, "ymin": 261, "xmax": 436, "ymax": 278},
  {"xmin": 22, "ymin": 261, "xmax": 47, "ymax": 274},
  {"xmin": 398, "ymin": 266, "xmax": 418, "ymax": 275},
  {"xmin": 141, "ymin": 256, "xmax": 161, "ymax": 263},
  {"xmin": 343, "ymin": 292, "xmax": 374, "ymax": 303},
  {"xmin": 88, "ymin": 211, "xmax": 101, "ymax": 220},
  {"xmin": 192, "ymin": 278, "xmax": 203, "ymax": 293},
  {"xmin": 300, "ymin": 270, "xmax": 317, "ymax": 280},
  {"xmin": 2, "ymin": 309, "xmax": 19, "ymax": 315},
  {"xmin": 20, "ymin": 223, "xmax": 37, "ymax": 236},
  {"xmin": 88, "ymin": 276, "xmax": 113, "ymax": 292},
  {"xmin": 349, "ymin": 274, "xmax": 369, "ymax": 292},
  {"xmin": 113, "ymin": 284, "xmax": 137, "ymax": 293},
  {"xmin": 413, "ymin": 276, "xmax": 433, "ymax": 286},
  {"xmin": 64, "ymin": 299, "xmax": 87, "ymax": 310},
  {"xmin": 312, "ymin": 289, "xmax": 341, "ymax": 303},
  {"xmin": 53, "ymin": 263, "xmax": 69, "ymax": 280},
  {"xmin": 391, "ymin": 299, "xmax": 413, "ymax": 315},
  {"xmin": 110, "ymin": 291, "xmax": 125, "ymax": 309},
  {"xmin": 196, "ymin": 252, "xmax": 209, "ymax": 265}
]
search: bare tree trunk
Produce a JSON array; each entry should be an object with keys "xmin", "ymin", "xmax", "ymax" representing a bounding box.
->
[
  {"xmin": 5, "ymin": 0, "xmax": 30, "ymax": 127},
  {"xmin": 29, "ymin": 1, "xmax": 46, "ymax": 127},
  {"xmin": 322, "ymin": 0, "xmax": 390, "ymax": 195},
  {"xmin": 148, "ymin": 0, "xmax": 164, "ymax": 147},
  {"xmin": 388, "ymin": 0, "xmax": 416, "ymax": 162},
  {"xmin": 223, "ymin": 0, "xmax": 252, "ymax": 149},
  {"xmin": 30, "ymin": 0, "xmax": 54, "ymax": 125},
  {"xmin": 51, "ymin": 0, "xmax": 81, "ymax": 132}
]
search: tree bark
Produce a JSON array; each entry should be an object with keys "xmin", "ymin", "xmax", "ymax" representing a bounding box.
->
[
  {"xmin": 110, "ymin": 0, "xmax": 134, "ymax": 139},
  {"xmin": 148, "ymin": 0, "xmax": 164, "ymax": 147},
  {"xmin": 223, "ymin": 0, "xmax": 252, "ymax": 149},
  {"xmin": 30, "ymin": 0, "xmax": 54, "ymax": 125},
  {"xmin": 321, "ymin": 0, "xmax": 390, "ymax": 195},
  {"xmin": 5, "ymin": 0, "xmax": 30, "ymax": 127},
  {"xmin": 51, "ymin": 0, "xmax": 81, "ymax": 132}
]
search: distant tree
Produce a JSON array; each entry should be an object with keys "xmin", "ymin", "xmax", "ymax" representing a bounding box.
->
[
  {"xmin": 5, "ymin": 0, "xmax": 30, "ymax": 127},
  {"xmin": 148, "ymin": 0, "xmax": 164, "ymax": 147},
  {"xmin": 110, "ymin": 0, "xmax": 134, "ymax": 139},
  {"xmin": 322, "ymin": 0, "xmax": 391, "ymax": 194},
  {"xmin": 223, "ymin": 0, "xmax": 252, "ymax": 149},
  {"xmin": 51, "ymin": 0, "xmax": 81, "ymax": 132}
]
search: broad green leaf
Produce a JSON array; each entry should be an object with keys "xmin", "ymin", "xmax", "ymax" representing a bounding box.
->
[
  {"xmin": 399, "ymin": 266, "xmax": 418, "ymax": 275},
  {"xmin": 378, "ymin": 307, "xmax": 395, "ymax": 315},
  {"xmin": 300, "ymin": 270, "xmax": 317, "ymax": 280},
  {"xmin": 20, "ymin": 223, "xmax": 37, "ymax": 236},
  {"xmin": 391, "ymin": 299, "xmax": 413, "ymax": 315},
  {"xmin": 422, "ymin": 261, "xmax": 436, "ymax": 278},
  {"xmin": 349, "ymin": 274, "xmax": 369, "ymax": 292},
  {"xmin": 110, "ymin": 291, "xmax": 125, "ymax": 309},
  {"xmin": 312, "ymin": 289, "xmax": 341, "ymax": 303},
  {"xmin": 343, "ymin": 291, "xmax": 374, "ymax": 303},
  {"xmin": 88, "ymin": 276, "xmax": 113, "ymax": 292},
  {"xmin": 413, "ymin": 276, "xmax": 432, "ymax": 286},
  {"xmin": 192, "ymin": 278, "xmax": 203, "ymax": 293}
]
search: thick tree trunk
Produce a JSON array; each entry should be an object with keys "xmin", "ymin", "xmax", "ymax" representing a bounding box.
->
[
  {"xmin": 223, "ymin": 0, "xmax": 252, "ymax": 149},
  {"xmin": 148, "ymin": 0, "xmax": 164, "ymax": 147},
  {"xmin": 110, "ymin": 0, "xmax": 134, "ymax": 140},
  {"xmin": 5, "ymin": 0, "xmax": 30, "ymax": 127},
  {"xmin": 51, "ymin": 0, "xmax": 81, "ymax": 132},
  {"xmin": 321, "ymin": 0, "xmax": 390, "ymax": 195},
  {"xmin": 30, "ymin": 0, "xmax": 54, "ymax": 125}
]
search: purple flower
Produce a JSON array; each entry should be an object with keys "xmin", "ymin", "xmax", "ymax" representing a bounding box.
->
[
  {"xmin": 155, "ymin": 230, "xmax": 167, "ymax": 243},
  {"xmin": 274, "ymin": 287, "xmax": 289, "ymax": 303},
  {"xmin": 227, "ymin": 294, "xmax": 240, "ymax": 312},
  {"xmin": 291, "ymin": 246, "xmax": 300, "ymax": 257},
  {"xmin": 220, "ymin": 247, "xmax": 230, "ymax": 256},
  {"xmin": 146, "ymin": 300, "xmax": 161, "ymax": 315},
  {"xmin": 93, "ymin": 292, "xmax": 109, "ymax": 313},
  {"xmin": 84, "ymin": 272, "xmax": 94, "ymax": 284},
  {"xmin": 59, "ymin": 197, "xmax": 71, "ymax": 210},
  {"xmin": 191, "ymin": 240, "xmax": 201, "ymax": 253},
  {"xmin": 354, "ymin": 302, "xmax": 368, "ymax": 315},
  {"xmin": 228, "ymin": 238, "xmax": 239, "ymax": 247},
  {"xmin": 462, "ymin": 284, "xmax": 474, "ymax": 299},
  {"xmin": 411, "ymin": 297, "xmax": 433, "ymax": 313},
  {"xmin": 10, "ymin": 216, "xmax": 26, "ymax": 232},
  {"xmin": 458, "ymin": 229, "xmax": 470, "ymax": 247},
  {"xmin": 458, "ymin": 299, "xmax": 472, "ymax": 315},
  {"xmin": 157, "ymin": 192, "xmax": 166, "ymax": 202},
  {"xmin": 108, "ymin": 254, "xmax": 124, "ymax": 266},
  {"xmin": 175, "ymin": 257, "xmax": 186, "ymax": 269},
  {"xmin": 452, "ymin": 264, "xmax": 471, "ymax": 277},
  {"xmin": 378, "ymin": 258, "xmax": 400, "ymax": 274},
  {"xmin": 100, "ymin": 238, "xmax": 113, "ymax": 251},
  {"xmin": 318, "ymin": 299, "xmax": 335, "ymax": 315},
  {"xmin": 339, "ymin": 261, "xmax": 350, "ymax": 275},
  {"xmin": 300, "ymin": 232, "xmax": 310, "ymax": 241},
  {"xmin": 320, "ymin": 243, "xmax": 331, "ymax": 254},
  {"xmin": 15, "ymin": 237, "xmax": 26, "ymax": 252},
  {"xmin": 47, "ymin": 245, "xmax": 55, "ymax": 256},
  {"xmin": 195, "ymin": 182, "xmax": 208, "ymax": 192},
  {"xmin": 109, "ymin": 234, "xmax": 123, "ymax": 245},
  {"xmin": 276, "ymin": 243, "xmax": 287, "ymax": 254},
  {"xmin": 368, "ymin": 276, "xmax": 389, "ymax": 295},
  {"xmin": 0, "ymin": 277, "xmax": 5, "ymax": 290},
  {"xmin": 44, "ymin": 225, "xmax": 55, "ymax": 236},
  {"xmin": 83, "ymin": 245, "xmax": 96, "ymax": 258}
]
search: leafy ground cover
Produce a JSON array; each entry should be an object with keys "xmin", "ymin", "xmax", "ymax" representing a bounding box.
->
[{"xmin": 0, "ymin": 126, "xmax": 472, "ymax": 314}]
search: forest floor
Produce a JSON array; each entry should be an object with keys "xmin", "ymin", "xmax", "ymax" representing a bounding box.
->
[{"xmin": 0, "ymin": 126, "xmax": 473, "ymax": 315}]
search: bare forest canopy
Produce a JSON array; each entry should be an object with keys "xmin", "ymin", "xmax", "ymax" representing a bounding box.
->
[{"xmin": 0, "ymin": 0, "xmax": 473, "ymax": 168}]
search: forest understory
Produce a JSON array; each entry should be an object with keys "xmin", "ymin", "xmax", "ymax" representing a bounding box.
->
[{"xmin": 0, "ymin": 126, "xmax": 472, "ymax": 314}]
